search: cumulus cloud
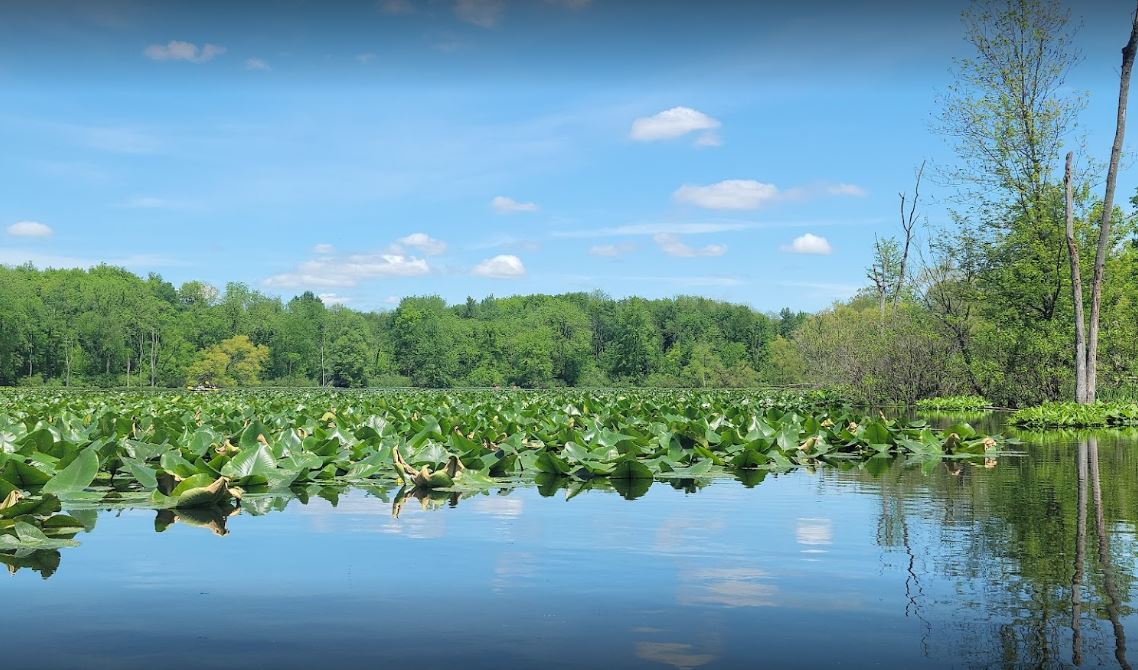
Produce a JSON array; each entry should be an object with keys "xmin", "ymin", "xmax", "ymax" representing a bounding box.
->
[
  {"xmin": 673, "ymin": 180, "xmax": 779, "ymax": 210},
  {"xmin": 455, "ymin": 0, "xmax": 505, "ymax": 27},
  {"xmin": 473, "ymin": 254, "xmax": 526, "ymax": 278},
  {"xmin": 589, "ymin": 242, "xmax": 636, "ymax": 257},
  {"xmin": 383, "ymin": 295, "xmax": 401, "ymax": 305},
  {"xmin": 143, "ymin": 41, "xmax": 226, "ymax": 63},
  {"xmin": 265, "ymin": 238, "xmax": 433, "ymax": 289},
  {"xmin": 244, "ymin": 57, "xmax": 270, "ymax": 71},
  {"xmin": 491, "ymin": 195, "xmax": 539, "ymax": 214},
  {"xmin": 397, "ymin": 232, "xmax": 447, "ymax": 256},
  {"xmin": 653, "ymin": 233, "xmax": 726, "ymax": 258},
  {"xmin": 356, "ymin": 52, "xmax": 377, "ymax": 63},
  {"xmin": 630, "ymin": 106, "xmax": 721, "ymax": 144},
  {"xmin": 6, "ymin": 221, "xmax": 53, "ymax": 237},
  {"xmin": 379, "ymin": 0, "xmax": 415, "ymax": 14},
  {"xmin": 318, "ymin": 293, "xmax": 352, "ymax": 306},
  {"xmin": 781, "ymin": 233, "xmax": 832, "ymax": 255}
]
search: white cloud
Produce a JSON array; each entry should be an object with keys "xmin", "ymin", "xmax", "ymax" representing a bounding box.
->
[
  {"xmin": 383, "ymin": 295, "xmax": 402, "ymax": 305},
  {"xmin": 312, "ymin": 243, "xmax": 335, "ymax": 255},
  {"xmin": 244, "ymin": 57, "xmax": 270, "ymax": 71},
  {"xmin": 491, "ymin": 195, "xmax": 539, "ymax": 214},
  {"xmin": 630, "ymin": 106, "xmax": 721, "ymax": 142},
  {"xmin": 589, "ymin": 242, "xmax": 636, "ymax": 257},
  {"xmin": 6, "ymin": 221, "xmax": 53, "ymax": 237},
  {"xmin": 398, "ymin": 232, "xmax": 447, "ymax": 256},
  {"xmin": 674, "ymin": 180, "xmax": 779, "ymax": 210},
  {"xmin": 473, "ymin": 254, "xmax": 526, "ymax": 279},
  {"xmin": 379, "ymin": 0, "xmax": 415, "ymax": 14},
  {"xmin": 265, "ymin": 245, "xmax": 431, "ymax": 288},
  {"xmin": 318, "ymin": 293, "xmax": 352, "ymax": 306},
  {"xmin": 545, "ymin": 0, "xmax": 591, "ymax": 7},
  {"xmin": 143, "ymin": 41, "xmax": 226, "ymax": 63},
  {"xmin": 356, "ymin": 52, "xmax": 377, "ymax": 64},
  {"xmin": 781, "ymin": 233, "xmax": 832, "ymax": 255},
  {"xmin": 455, "ymin": 0, "xmax": 505, "ymax": 27},
  {"xmin": 653, "ymin": 233, "xmax": 727, "ymax": 258}
]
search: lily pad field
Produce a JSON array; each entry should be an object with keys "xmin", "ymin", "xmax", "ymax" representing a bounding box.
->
[{"xmin": 0, "ymin": 388, "xmax": 1003, "ymax": 521}]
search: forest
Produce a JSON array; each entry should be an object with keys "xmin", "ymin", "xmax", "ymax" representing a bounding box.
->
[{"xmin": 0, "ymin": 264, "xmax": 792, "ymax": 391}]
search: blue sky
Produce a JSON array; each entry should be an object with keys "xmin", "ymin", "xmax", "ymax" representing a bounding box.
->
[{"xmin": 0, "ymin": 0, "xmax": 1134, "ymax": 312}]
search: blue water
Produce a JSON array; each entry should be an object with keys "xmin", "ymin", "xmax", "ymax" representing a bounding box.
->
[{"xmin": 6, "ymin": 427, "xmax": 1138, "ymax": 669}]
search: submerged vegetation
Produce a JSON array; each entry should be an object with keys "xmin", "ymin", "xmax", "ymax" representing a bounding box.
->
[
  {"xmin": 915, "ymin": 395, "xmax": 990, "ymax": 411},
  {"xmin": 0, "ymin": 389, "xmax": 1006, "ymax": 555}
]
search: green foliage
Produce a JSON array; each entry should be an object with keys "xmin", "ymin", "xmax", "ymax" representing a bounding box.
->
[
  {"xmin": 186, "ymin": 335, "xmax": 269, "ymax": 388},
  {"xmin": 1010, "ymin": 401, "xmax": 1138, "ymax": 428},
  {"xmin": 0, "ymin": 266, "xmax": 782, "ymax": 389},
  {"xmin": 916, "ymin": 395, "xmax": 990, "ymax": 411}
]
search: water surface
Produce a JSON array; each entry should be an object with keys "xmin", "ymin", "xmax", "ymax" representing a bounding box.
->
[{"xmin": 7, "ymin": 417, "xmax": 1138, "ymax": 669}]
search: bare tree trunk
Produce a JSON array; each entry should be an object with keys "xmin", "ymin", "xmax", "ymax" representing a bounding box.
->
[
  {"xmin": 320, "ymin": 334, "xmax": 326, "ymax": 387},
  {"xmin": 1087, "ymin": 7, "xmax": 1138, "ymax": 402},
  {"xmin": 150, "ymin": 329, "xmax": 159, "ymax": 387},
  {"xmin": 1064, "ymin": 152, "xmax": 1088, "ymax": 403},
  {"xmin": 894, "ymin": 161, "xmax": 924, "ymax": 305}
]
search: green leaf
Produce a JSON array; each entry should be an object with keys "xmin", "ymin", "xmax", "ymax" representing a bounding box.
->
[
  {"xmin": 220, "ymin": 444, "xmax": 277, "ymax": 479},
  {"xmin": 2, "ymin": 460, "xmax": 52, "ymax": 489},
  {"xmin": 610, "ymin": 458, "xmax": 653, "ymax": 480},
  {"xmin": 127, "ymin": 461, "xmax": 159, "ymax": 490},
  {"xmin": 42, "ymin": 449, "xmax": 99, "ymax": 495},
  {"xmin": 534, "ymin": 451, "xmax": 573, "ymax": 475},
  {"xmin": 862, "ymin": 421, "xmax": 891, "ymax": 445}
]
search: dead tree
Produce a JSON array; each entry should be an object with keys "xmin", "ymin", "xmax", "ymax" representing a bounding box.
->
[
  {"xmin": 894, "ymin": 161, "xmax": 925, "ymax": 306},
  {"xmin": 1064, "ymin": 152, "xmax": 1088, "ymax": 402},
  {"xmin": 1086, "ymin": 5, "xmax": 1138, "ymax": 401}
]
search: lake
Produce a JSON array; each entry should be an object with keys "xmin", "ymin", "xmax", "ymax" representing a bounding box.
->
[{"xmin": 5, "ymin": 414, "xmax": 1138, "ymax": 669}]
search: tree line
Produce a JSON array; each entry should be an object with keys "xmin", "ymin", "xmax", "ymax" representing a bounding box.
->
[{"xmin": 0, "ymin": 263, "xmax": 800, "ymax": 389}]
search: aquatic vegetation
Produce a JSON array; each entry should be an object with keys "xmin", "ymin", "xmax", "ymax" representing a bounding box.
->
[
  {"xmin": 915, "ymin": 395, "xmax": 990, "ymax": 411},
  {"xmin": 0, "ymin": 388, "xmax": 1005, "ymax": 551},
  {"xmin": 1010, "ymin": 401, "xmax": 1138, "ymax": 428}
]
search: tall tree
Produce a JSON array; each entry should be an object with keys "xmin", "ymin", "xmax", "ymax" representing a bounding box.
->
[
  {"xmin": 1086, "ymin": 4, "xmax": 1138, "ymax": 402},
  {"xmin": 1063, "ymin": 151, "xmax": 1089, "ymax": 402},
  {"xmin": 938, "ymin": 0, "xmax": 1082, "ymax": 320}
]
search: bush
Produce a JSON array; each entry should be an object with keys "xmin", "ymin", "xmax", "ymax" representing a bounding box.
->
[{"xmin": 916, "ymin": 395, "xmax": 990, "ymax": 411}]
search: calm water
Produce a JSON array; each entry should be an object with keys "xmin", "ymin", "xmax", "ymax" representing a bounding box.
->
[{"xmin": 6, "ymin": 415, "xmax": 1138, "ymax": 669}]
